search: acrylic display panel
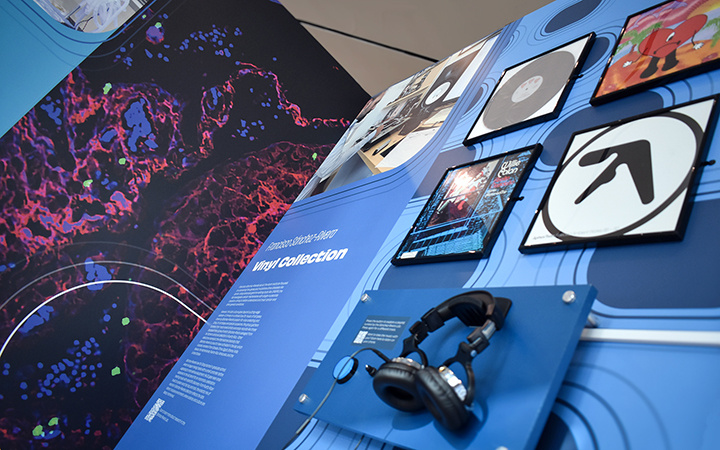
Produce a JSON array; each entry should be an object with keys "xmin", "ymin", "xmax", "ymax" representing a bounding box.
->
[
  {"xmin": 392, "ymin": 146, "xmax": 540, "ymax": 265},
  {"xmin": 464, "ymin": 33, "xmax": 594, "ymax": 145},
  {"xmin": 592, "ymin": 0, "xmax": 720, "ymax": 105},
  {"xmin": 294, "ymin": 286, "xmax": 597, "ymax": 450},
  {"xmin": 520, "ymin": 96, "xmax": 718, "ymax": 252}
]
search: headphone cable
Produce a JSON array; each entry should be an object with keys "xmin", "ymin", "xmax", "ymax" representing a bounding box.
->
[{"xmin": 282, "ymin": 347, "xmax": 385, "ymax": 449}]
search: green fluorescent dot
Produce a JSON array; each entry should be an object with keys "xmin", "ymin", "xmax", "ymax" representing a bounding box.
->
[
  {"xmin": 122, "ymin": 317, "xmax": 130, "ymax": 326},
  {"xmin": 155, "ymin": 22, "xmax": 162, "ymax": 28},
  {"xmin": 103, "ymin": 83, "xmax": 112, "ymax": 95},
  {"xmin": 111, "ymin": 367, "xmax": 121, "ymax": 376},
  {"xmin": 83, "ymin": 179, "xmax": 93, "ymax": 188},
  {"xmin": 312, "ymin": 153, "xmax": 317, "ymax": 160},
  {"xmin": 118, "ymin": 158, "xmax": 126, "ymax": 165},
  {"xmin": 48, "ymin": 417, "xmax": 59, "ymax": 426},
  {"xmin": 32, "ymin": 425, "xmax": 44, "ymax": 437}
]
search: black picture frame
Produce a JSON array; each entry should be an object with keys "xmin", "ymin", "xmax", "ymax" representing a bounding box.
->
[
  {"xmin": 392, "ymin": 145, "xmax": 541, "ymax": 265},
  {"xmin": 519, "ymin": 96, "xmax": 718, "ymax": 253},
  {"xmin": 463, "ymin": 33, "xmax": 594, "ymax": 146},
  {"xmin": 591, "ymin": 0, "xmax": 720, "ymax": 105}
]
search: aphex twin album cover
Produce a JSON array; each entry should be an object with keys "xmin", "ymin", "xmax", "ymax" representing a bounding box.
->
[{"xmin": 521, "ymin": 96, "xmax": 718, "ymax": 252}]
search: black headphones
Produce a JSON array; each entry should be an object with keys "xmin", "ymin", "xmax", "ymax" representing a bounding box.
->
[{"xmin": 367, "ymin": 290, "xmax": 511, "ymax": 430}]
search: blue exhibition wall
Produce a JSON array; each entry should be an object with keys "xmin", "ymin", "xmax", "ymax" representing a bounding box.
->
[{"xmin": 122, "ymin": 0, "xmax": 720, "ymax": 448}]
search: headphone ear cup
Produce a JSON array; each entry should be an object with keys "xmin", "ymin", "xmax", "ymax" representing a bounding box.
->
[
  {"xmin": 415, "ymin": 367, "xmax": 469, "ymax": 430},
  {"xmin": 372, "ymin": 361, "xmax": 424, "ymax": 412}
]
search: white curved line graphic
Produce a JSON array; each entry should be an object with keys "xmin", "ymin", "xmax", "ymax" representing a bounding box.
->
[{"xmin": 0, "ymin": 279, "xmax": 207, "ymax": 360}]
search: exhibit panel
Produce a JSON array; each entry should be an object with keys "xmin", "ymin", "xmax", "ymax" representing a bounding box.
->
[
  {"xmin": 279, "ymin": 0, "xmax": 720, "ymax": 447},
  {"xmin": 0, "ymin": 0, "xmax": 369, "ymax": 448}
]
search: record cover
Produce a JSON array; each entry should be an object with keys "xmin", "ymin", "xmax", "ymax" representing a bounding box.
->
[
  {"xmin": 592, "ymin": 0, "xmax": 720, "ymax": 104},
  {"xmin": 464, "ymin": 33, "xmax": 594, "ymax": 146},
  {"xmin": 520, "ymin": 96, "xmax": 718, "ymax": 252},
  {"xmin": 393, "ymin": 145, "xmax": 540, "ymax": 265}
]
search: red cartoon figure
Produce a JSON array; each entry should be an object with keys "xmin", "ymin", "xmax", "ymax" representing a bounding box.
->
[{"xmin": 627, "ymin": 14, "xmax": 708, "ymax": 78}]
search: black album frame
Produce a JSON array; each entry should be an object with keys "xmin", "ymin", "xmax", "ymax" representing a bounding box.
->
[
  {"xmin": 463, "ymin": 33, "xmax": 595, "ymax": 146},
  {"xmin": 392, "ymin": 145, "xmax": 540, "ymax": 265},
  {"xmin": 519, "ymin": 95, "xmax": 719, "ymax": 253}
]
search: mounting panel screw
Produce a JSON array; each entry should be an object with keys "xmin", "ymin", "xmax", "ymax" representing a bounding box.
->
[
  {"xmin": 360, "ymin": 293, "xmax": 370, "ymax": 303},
  {"xmin": 562, "ymin": 290, "xmax": 576, "ymax": 304},
  {"xmin": 299, "ymin": 394, "xmax": 309, "ymax": 404}
]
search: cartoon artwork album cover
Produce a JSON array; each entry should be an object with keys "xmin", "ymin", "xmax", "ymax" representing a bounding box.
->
[{"xmin": 592, "ymin": 0, "xmax": 720, "ymax": 103}]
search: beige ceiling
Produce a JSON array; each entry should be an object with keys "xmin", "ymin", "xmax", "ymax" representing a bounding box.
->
[{"xmin": 281, "ymin": 0, "xmax": 555, "ymax": 95}]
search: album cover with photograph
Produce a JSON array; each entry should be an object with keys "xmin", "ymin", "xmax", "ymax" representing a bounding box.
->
[
  {"xmin": 592, "ymin": 0, "xmax": 720, "ymax": 105},
  {"xmin": 392, "ymin": 145, "xmax": 541, "ymax": 265},
  {"xmin": 296, "ymin": 32, "xmax": 500, "ymax": 201},
  {"xmin": 520, "ymin": 96, "xmax": 718, "ymax": 253},
  {"xmin": 464, "ymin": 33, "xmax": 594, "ymax": 146}
]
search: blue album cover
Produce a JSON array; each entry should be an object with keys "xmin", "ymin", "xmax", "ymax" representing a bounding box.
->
[{"xmin": 393, "ymin": 146, "xmax": 539, "ymax": 264}]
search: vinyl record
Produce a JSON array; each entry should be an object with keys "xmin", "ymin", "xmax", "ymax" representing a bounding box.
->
[
  {"xmin": 482, "ymin": 50, "xmax": 577, "ymax": 130},
  {"xmin": 425, "ymin": 81, "xmax": 451, "ymax": 106},
  {"xmin": 424, "ymin": 49, "xmax": 479, "ymax": 107}
]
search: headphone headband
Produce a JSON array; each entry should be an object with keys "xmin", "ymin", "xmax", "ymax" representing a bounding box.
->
[
  {"xmin": 400, "ymin": 291, "xmax": 511, "ymax": 365},
  {"xmin": 427, "ymin": 290, "xmax": 496, "ymax": 328},
  {"xmin": 409, "ymin": 291, "xmax": 509, "ymax": 341}
]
